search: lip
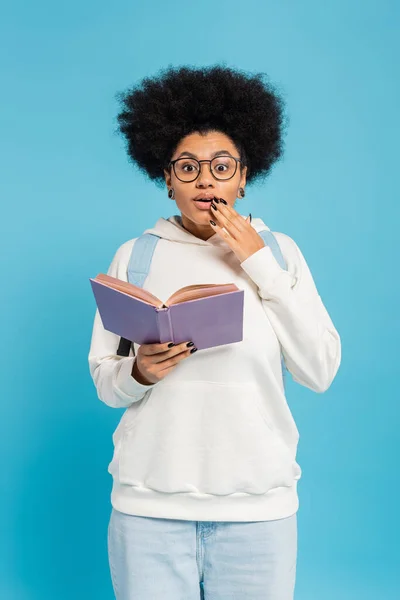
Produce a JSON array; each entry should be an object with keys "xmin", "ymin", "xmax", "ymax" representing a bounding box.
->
[
  {"xmin": 193, "ymin": 199, "xmax": 214, "ymax": 211},
  {"xmin": 193, "ymin": 193, "xmax": 217, "ymax": 201}
]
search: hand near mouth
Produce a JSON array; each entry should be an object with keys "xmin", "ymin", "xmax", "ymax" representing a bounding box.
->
[{"xmin": 209, "ymin": 197, "xmax": 264, "ymax": 263}]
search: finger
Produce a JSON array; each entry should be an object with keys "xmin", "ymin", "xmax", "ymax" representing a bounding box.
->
[
  {"xmin": 210, "ymin": 210, "xmax": 241, "ymax": 239},
  {"xmin": 218, "ymin": 198, "xmax": 249, "ymax": 227},
  {"xmin": 209, "ymin": 220, "xmax": 242, "ymax": 252},
  {"xmin": 141, "ymin": 340, "xmax": 190, "ymax": 355},
  {"xmin": 140, "ymin": 341, "xmax": 177, "ymax": 355},
  {"xmin": 211, "ymin": 203, "xmax": 242, "ymax": 236},
  {"xmin": 147, "ymin": 341, "xmax": 195, "ymax": 363},
  {"xmin": 157, "ymin": 347, "xmax": 197, "ymax": 372},
  {"xmin": 211, "ymin": 200, "xmax": 246, "ymax": 238}
]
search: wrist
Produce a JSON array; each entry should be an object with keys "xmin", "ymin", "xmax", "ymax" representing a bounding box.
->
[{"xmin": 131, "ymin": 359, "xmax": 153, "ymax": 386}]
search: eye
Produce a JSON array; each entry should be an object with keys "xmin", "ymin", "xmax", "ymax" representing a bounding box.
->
[
  {"xmin": 211, "ymin": 157, "xmax": 234, "ymax": 173},
  {"xmin": 179, "ymin": 161, "xmax": 199, "ymax": 172}
]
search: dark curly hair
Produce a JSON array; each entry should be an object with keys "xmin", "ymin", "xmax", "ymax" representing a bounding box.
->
[{"xmin": 115, "ymin": 63, "xmax": 288, "ymax": 188}]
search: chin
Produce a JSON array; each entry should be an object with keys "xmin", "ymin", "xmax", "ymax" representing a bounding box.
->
[{"xmin": 185, "ymin": 210, "xmax": 213, "ymax": 224}]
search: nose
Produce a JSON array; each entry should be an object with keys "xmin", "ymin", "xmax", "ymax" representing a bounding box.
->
[{"xmin": 196, "ymin": 162, "xmax": 215, "ymax": 187}]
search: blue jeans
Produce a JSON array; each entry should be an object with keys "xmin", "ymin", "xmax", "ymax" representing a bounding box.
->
[{"xmin": 107, "ymin": 507, "xmax": 297, "ymax": 599}]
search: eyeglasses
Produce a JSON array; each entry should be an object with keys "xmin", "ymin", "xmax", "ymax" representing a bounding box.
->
[{"xmin": 168, "ymin": 156, "xmax": 242, "ymax": 182}]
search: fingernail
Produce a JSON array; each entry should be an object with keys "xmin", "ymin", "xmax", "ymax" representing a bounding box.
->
[
  {"xmin": 211, "ymin": 202, "xmax": 217, "ymax": 210},
  {"xmin": 186, "ymin": 341, "xmax": 194, "ymax": 347},
  {"xmin": 190, "ymin": 347, "xmax": 198, "ymax": 354},
  {"xmin": 220, "ymin": 198, "xmax": 227, "ymax": 205},
  {"xmin": 213, "ymin": 197, "xmax": 220, "ymax": 203},
  {"xmin": 210, "ymin": 220, "xmax": 216, "ymax": 226},
  {"xmin": 168, "ymin": 342, "xmax": 175, "ymax": 348},
  {"xmin": 249, "ymin": 213, "xmax": 252, "ymax": 222}
]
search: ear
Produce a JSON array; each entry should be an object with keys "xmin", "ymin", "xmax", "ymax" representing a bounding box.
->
[
  {"xmin": 239, "ymin": 165, "xmax": 247, "ymax": 188},
  {"xmin": 164, "ymin": 168, "xmax": 172, "ymax": 187}
]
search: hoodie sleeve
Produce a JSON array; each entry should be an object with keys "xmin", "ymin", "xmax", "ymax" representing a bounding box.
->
[
  {"xmin": 88, "ymin": 240, "xmax": 158, "ymax": 409},
  {"xmin": 240, "ymin": 232, "xmax": 341, "ymax": 393}
]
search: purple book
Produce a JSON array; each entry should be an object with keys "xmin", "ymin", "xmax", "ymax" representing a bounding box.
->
[{"xmin": 89, "ymin": 277, "xmax": 244, "ymax": 351}]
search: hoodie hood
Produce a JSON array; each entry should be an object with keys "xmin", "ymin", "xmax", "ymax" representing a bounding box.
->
[{"xmin": 143, "ymin": 214, "xmax": 271, "ymax": 246}]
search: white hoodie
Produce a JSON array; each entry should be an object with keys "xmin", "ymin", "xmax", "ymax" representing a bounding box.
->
[{"xmin": 88, "ymin": 214, "xmax": 341, "ymax": 522}]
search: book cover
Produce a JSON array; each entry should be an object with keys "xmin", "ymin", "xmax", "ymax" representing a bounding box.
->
[{"xmin": 90, "ymin": 279, "xmax": 244, "ymax": 351}]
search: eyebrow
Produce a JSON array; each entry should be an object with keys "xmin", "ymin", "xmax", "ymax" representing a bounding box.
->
[{"xmin": 176, "ymin": 150, "xmax": 234, "ymax": 159}]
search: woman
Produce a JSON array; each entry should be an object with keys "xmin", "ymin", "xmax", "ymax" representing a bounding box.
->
[{"xmin": 88, "ymin": 65, "xmax": 341, "ymax": 600}]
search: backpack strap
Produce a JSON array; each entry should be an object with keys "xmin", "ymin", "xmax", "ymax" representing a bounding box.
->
[
  {"xmin": 257, "ymin": 230, "xmax": 287, "ymax": 269},
  {"xmin": 116, "ymin": 233, "xmax": 161, "ymax": 356},
  {"xmin": 127, "ymin": 233, "xmax": 161, "ymax": 287}
]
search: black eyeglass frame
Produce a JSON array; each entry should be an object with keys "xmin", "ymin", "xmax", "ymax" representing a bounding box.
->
[{"xmin": 168, "ymin": 156, "xmax": 242, "ymax": 182}]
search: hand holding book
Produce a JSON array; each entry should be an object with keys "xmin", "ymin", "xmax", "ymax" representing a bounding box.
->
[{"xmin": 132, "ymin": 339, "xmax": 198, "ymax": 385}]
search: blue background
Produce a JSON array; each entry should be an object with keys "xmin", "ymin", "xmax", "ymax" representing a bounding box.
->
[{"xmin": 1, "ymin": 1, "xmax": 398, "ymax": 598}]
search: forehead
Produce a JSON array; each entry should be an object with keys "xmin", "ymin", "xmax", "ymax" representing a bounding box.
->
[{"xmin": 172, "ymin": 131, "xmax": 238, "ymax": 157}]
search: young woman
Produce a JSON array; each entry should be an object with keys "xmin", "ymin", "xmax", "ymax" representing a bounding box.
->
[{"xmin": 88, "ymin": 65, "xmax": 341, "ymax": 600}]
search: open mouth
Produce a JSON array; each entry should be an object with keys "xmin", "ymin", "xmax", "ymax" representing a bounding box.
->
[{"xmin": 193, "ymin": 196, "xmax": 216, "ymax": 210}]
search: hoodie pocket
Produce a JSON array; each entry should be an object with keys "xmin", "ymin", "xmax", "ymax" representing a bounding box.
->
[
  {"xmin": 107, "ymin": 394, "xmax": 152, "ymax": 477},
  {"xmin": 117, "ymin": 380, "xmax": 297, "ymax": 495}
]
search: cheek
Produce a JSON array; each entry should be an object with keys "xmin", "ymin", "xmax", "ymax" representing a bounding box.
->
[
  {"xmin": 173, "ymin": 197, "xmax": 199, "ymax": 221},
  {"xmin": 174, "ymin": 195, "xmax": 193, "ymax": 212},
  {"xmin": 219, "ymin": 183, "xmax": 239, "ymax": 203}
]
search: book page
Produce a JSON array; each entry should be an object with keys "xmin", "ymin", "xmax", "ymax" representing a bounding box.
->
[
  {"xmin": 93, "ymin": 274, "xmax": 239, "ymax": 309},
  {"xmin": 167, "ymin": 283, "xmax": 239, "ymax": 305},
  {"xmin": 93, "ymin": 274, "xmax": 164, "ymax": 307}
]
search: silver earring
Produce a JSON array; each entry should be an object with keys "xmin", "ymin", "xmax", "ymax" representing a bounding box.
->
[{"xmin": 168, "ymin": 188, "xmax": 175, "ymax": 199}]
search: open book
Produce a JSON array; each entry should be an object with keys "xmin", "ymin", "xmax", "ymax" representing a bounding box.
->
[{"xmin": 90, "ymin": 273, "xmax": 244, "ymax": 350}]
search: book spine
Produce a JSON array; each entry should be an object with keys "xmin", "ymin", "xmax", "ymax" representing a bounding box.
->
[{"xmin": 156, "ymin": 308, "xmax": 174, "ymax": 344}]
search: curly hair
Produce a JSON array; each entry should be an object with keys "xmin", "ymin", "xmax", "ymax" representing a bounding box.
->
[{"xmin": 115, "ymin": 64, "xmax": 288, "ymax": 188}]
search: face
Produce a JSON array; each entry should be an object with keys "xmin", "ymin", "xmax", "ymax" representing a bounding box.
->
[{"xmin": 164, "ymin": 130, "xmax": 247, "ymax": 241}]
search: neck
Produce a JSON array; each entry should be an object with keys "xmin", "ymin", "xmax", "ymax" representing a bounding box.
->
[{"xmin": 179, "ymin": 214, "xmax": 215, "ymax": 241}]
